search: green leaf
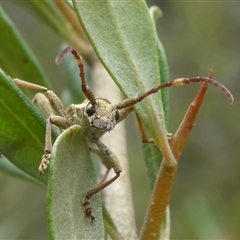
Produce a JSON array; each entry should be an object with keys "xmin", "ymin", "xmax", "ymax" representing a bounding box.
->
[
  {"xmin": 18, "ymin": 0, "xmax": 65, "ymax": 27},
  {"xmin": 16, "ymin": 1, "xmax": 90, "ymax": 58},
  {"xmin": 72, "ymin": 0, "xmax": 168, "ymax": 145},
  {"xmin": 142, "ymin": 144, "xmax": 162, "ymax": 189},
  {"xmin": 0, "ymin": 156, "xmax": 45, "ymax": 187},
  {"xmin": 142, "ymin": 6, "xmax": 170, "ymax": 188},
  {"xmin": 47, "ymin": 125, "xmax": 104, "ymax": 239},
  {"xmin": 149, "ymin": 6, "xmax": 170, "ymax": 123},
  {"xmin": 0, "ymin": 6, "xmax": 51, "ymax": 89},
  {"xmin": 102, "ymin": 205, "xmax": 123, "ymax": 240},
  {"xmin": 0, "ymin": 69, "xmax": 47, "ymax": 184}
]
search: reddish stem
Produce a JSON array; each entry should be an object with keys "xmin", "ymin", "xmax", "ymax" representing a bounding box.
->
[{"xmin": 140, "ymin": 71, "xmax": 212, "ymax": 240}]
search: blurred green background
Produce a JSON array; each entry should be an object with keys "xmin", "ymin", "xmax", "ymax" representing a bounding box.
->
[{"xmin": 0, "ymin": 1, "xmax": 239, "ymax": 239}]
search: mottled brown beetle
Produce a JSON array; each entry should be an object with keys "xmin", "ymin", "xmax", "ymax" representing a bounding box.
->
[{"xmin": 13, "ymin": 46, "xmax": 233, "ymax": 222}]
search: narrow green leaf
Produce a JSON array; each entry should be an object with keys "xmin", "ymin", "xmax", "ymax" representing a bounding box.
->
[
  {"xmin": 0, "ymin": 6, "xmax": 50, "ymax": 88},
  {"xmin": 0, "ymin": 69, "xmax": 47, "ymax": 184},
  {"xmin": 150, "ymin": 6, "xmax": 170, "ymax": 123},
  {"xmin": 142, "ymin": 6, "xmax": 170, "ymax": 188},
  {"xmin": 18, "ymin": 0, "xmax": 68, "ymax": 34},
  {"xmin": 142, "ymin": 144, "xmax": 162, "ymax": 189},
  {"xmin": 0, "ymin": 156, "xmax": 45, "ymax": 187},
  {"xmin": 16, "ymin": 1, "xmax": 90, "ymax": 58},
  {"xmin": 102, "ymin": 205, "xmax": 123, "ymax": 240},
  {"xmin": 72, "ymin": 0, "xmax": 168, "ymax": 145},
  {"xmin": 47, "ymin": 125, "xmax": 104, "ymax": 239}
]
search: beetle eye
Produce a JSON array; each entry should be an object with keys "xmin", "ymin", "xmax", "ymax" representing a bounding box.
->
[
  {"xmin": 115, "ymin": 110, "xmax": 120, "ymax": 121},
  {"xmin": 86, "ymin": 106, "xmax": 95, "ymax": 116}
]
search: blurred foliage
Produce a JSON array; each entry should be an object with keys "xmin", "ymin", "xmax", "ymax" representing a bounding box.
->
[
  {"xmin": 0, "ymin": 1, "xmax": 239, "ymax": 239},
  {"xmin": 154, "ymin": 3, "xmax": 240, "ymax": 239}
]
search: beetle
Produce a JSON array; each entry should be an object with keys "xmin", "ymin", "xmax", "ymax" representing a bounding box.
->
[{"xmin": 12, "ymin": 46, "xmax": 234, "ymax": 221}]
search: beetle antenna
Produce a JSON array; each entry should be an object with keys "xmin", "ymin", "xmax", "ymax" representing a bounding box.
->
[
  {"xmin": 56, "ymin": 47, "xmax": 96, "ymax": 105},
  {"xmin": 117, "ymin": 76, "xmax": 233, "ymax": 109}
]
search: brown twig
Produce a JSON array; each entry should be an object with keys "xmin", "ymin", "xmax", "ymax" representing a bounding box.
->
[
  {"xmin": 140, "ymin": 71, "xmax": 212, "ymax": 240},
  {"xmin": 54, "ymin": 0, "xmax": 93, "ymax": 63},
  {"xmin": 54, "ymin": 0, "xmax": 89, "ymax": 42}
]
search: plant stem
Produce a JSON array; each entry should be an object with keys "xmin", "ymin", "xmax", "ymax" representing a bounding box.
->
[
  {"xmin": 92, "ymin": 56, "xmax": 137, "ymax": 239},
  {"xmin": 140, "ymin": 78, "xmax": 210, "ymax": 239}
]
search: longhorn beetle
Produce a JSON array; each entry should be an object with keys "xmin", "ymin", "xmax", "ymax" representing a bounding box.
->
[{"xmin": 13, "ymin": 46, "xmax": 234, "ymax": 222}]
